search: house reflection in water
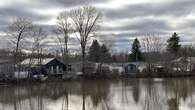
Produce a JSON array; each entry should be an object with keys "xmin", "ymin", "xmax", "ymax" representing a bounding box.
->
[{"xmin": 0, "ymin": 78, "xmax": 194, "ymax": 110}]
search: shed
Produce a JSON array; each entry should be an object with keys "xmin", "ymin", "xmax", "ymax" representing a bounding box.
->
[
  {"xmin": 43, "ymin": 58, "xmax": 67, "ymax": 75},
  {"xmin": 124, "ymin": 63, "xmax": 138, "ymax": 74},
  {"xmin": 20, "ymin": 58, "xmax": 69, "ymax": 76}
]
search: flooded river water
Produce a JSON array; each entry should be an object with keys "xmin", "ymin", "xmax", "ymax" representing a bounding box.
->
[{"xmin": 0, "ymin": 78, "xmax": 194, "ymax": 110}]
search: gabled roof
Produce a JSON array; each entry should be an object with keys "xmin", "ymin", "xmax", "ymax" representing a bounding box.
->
[{"xmin": 21, "ymin": 58, "xmax": 55, "ymax": 65}]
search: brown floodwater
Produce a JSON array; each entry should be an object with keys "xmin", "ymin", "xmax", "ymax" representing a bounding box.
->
[{"xmin": 0, "ymin": 78, "xmax": 194, "ymax": 110}]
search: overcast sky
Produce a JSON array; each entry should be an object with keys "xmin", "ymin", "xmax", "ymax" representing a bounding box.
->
[{"xmin": 0, "ymin": 0, "xmax": 195, "ymax": 53}]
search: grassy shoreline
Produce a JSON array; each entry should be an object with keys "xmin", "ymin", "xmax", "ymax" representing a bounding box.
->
[{"xmin": 0, "ymin": 72, "xmax": 195, "ymax": 85}]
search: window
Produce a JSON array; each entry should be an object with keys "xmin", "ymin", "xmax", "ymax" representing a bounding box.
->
[
  {"xmin": 53, "ymin": 66, "xmax": 56, "ymax": 73},
  {"xmin": 63, "ymin": 65, "xmax": 67, "ymax": 71},
  {"xmin": 68, "ymin": 65, "xmax": 71, "ymax": 71},
  {"xmin": 59, "ymin": 66, "xmax": 63, "ymax": 73}
]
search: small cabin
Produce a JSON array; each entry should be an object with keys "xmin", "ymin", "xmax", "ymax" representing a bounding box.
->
[
  {"xmin": 125, "ymin": 64, "xmax": 138, "ymax": 74},
  {"xmin": 20, "ymin": 58, "xmax": 70, "ymax": 76},
  {"xmin": 43, "ymin": 58, "xmax": 67, "ymax": 75},
  {"xmin": 123, "ymin": 62, "xmax": 147, "ymax": 74}
]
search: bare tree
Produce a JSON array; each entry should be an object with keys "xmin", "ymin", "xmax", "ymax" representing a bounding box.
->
[
  {"xmin": 142, "ymin": 35, "xmax": 164, "ymax": 53},
  {"xmin": 141, "ymin": 35, "xmax": 164, "ymax": 72},
  {"xmin": 55, "ymin": 11, "xmax": 72, "ymax": 70},
  {"xmin": 29, "ymin": 26, "xmax": 47, "ymax": 66},
  {"xmin": 70, "ymin": 6, "xmax": 102, "ymax": 73},
  {"xmin": 7, "ymin": 18, "xmax": 33, "ymax": 64},
  {"xmin": 178, "ymin": 45, "xmax": 195, "ymax": 72},
  {"xmin": 7, "ymin": 17, "xmax": 33, "ymax": 78}
]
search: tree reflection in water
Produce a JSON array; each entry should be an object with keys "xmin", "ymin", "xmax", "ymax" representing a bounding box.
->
[
  {"xmin": 61, "ymin": 90, "xmax": 68, "ymax": 110},
  {"xmin": 81, "ymin": 80, "xmax": 111, "ymax": 110},
  {"xmin": 132, "ymin": 79, "xmax": 140, "ymax": 104},
  {"xmin": 0, "ymin": 78, "xmax": 195, "ymax": 110},
  {"xmin": 143, "ymin": 79, "xmax": 164, "ymax": 110},
  {"xmin": 163, "ymin": 78, "xmax": 194, "ymax": 110}
]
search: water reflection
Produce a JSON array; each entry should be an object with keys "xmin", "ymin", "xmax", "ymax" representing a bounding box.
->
[{"xmin": 0, "ymin": 78, "xmax": 195, "ymax": 110}]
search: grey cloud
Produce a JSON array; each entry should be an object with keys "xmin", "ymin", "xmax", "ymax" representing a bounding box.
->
[
  {"xmin": 101, "ymin": 18, "xmax": 171, "ymax": 35},
  {"xmin": 0, "ymin": 0, "xmax": 108, "ymax": 27},
  {"xmin": 179, "ymin": 20, "xmax": 195, "ymax": 29},
  {"xmin": 97, "ymin": 33, "xmax": 133, "ymax": 48},
  {"xmin": 0, "ymin": 0, "xmax": 195, "ymax": 52},
  {"xmin": 0, "ymin": 7, "xmax": 52, "ymax": 29},
  {"xmin": 0, "ymin": 38, "xmax": 10, "ymax": 49},
  {"xmin": 127, "ymin": 19, "xmax": 172, "ymax": 33},
  {"xmin": 102, "ymin": 0, "xmax": 195, "ymax": 20},
  {"xmin": 37, "ymin": 0, "xmax": 108, "ymax": 8}
]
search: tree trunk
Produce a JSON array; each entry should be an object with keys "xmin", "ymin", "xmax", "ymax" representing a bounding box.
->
[
  {"xmin": 82, "ymin": 46, "xmax": 85, "ymax": 75},
  {"xmin": 15, "ymin": 33, "xmax": 22, "ymax": 81},
  {"xmin": 65, "ymin": 34, "xmax": 69, "ymax": 74}
]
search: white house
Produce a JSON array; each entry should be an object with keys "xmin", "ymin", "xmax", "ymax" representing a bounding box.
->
[{"xmin": 172, "ymin": 57, "xmax": 195, "ymax": 72}]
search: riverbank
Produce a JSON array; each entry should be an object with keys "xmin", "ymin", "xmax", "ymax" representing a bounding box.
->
[
  {"xmin": 0, "ymin": 72, "xmax": 195, "ymax": 85},
  {"xmin": 122, "ymin": 72, "xmax": 195, "ymax": 78}
]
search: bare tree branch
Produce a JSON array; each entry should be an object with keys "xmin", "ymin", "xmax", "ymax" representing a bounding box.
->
[
  {"xmin": 70, "ymin": 5, "xmax": 102, "ymax": 74},
  {"xmin": 7, "ymin": 17, "xmax": 33, "ymax": 65}
]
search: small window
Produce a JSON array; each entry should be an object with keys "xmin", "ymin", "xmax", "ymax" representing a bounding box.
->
[
  {"xmin": 53, "ymin": 66, "xmax": 57, "ymax": 73},
  {"xmin": 68, "ymin": 65, "xmax": 71, "ymax": 71},
  {"xmin": 59, "ymin": 66, "xmax": 63, "ymax": 73},
  {"xmin": 131, "ymin": 66, "xmax": 134, "ymax": 70},
  {"xmin": 63, "ymin": 66, "xmax": 67, "ymax": 71}
]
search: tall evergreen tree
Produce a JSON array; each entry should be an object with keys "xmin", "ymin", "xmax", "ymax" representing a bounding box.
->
[
  {"xmin": 88, "ymin": 40, "xmax": 100, "ymax": 62},
  {"xmin": 129, "ymin": 38, "xmax": 144, "ymax": 62},
  {"xmin": 167, "ymin": 32, "xmax": 181, "ymax": 54},
  {"xmin": 100, "ymin": 44, "xmax": 111, "ymax": 63}
]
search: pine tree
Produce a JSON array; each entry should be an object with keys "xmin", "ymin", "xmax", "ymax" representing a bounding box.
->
[
  {"xmin": 100, "ymin": 44, "xmax": 111, "ymax": 63},
  {"xmin": 167, "ymin": 32, "xmax": 181, "ymax": 54},
  {"xmin": 129, "ymin": 38, "xmax": 144, "ymax": 62},
  {"xmin": 88, "ymin": 40, "xmax": 100, "ymax": 62}
]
